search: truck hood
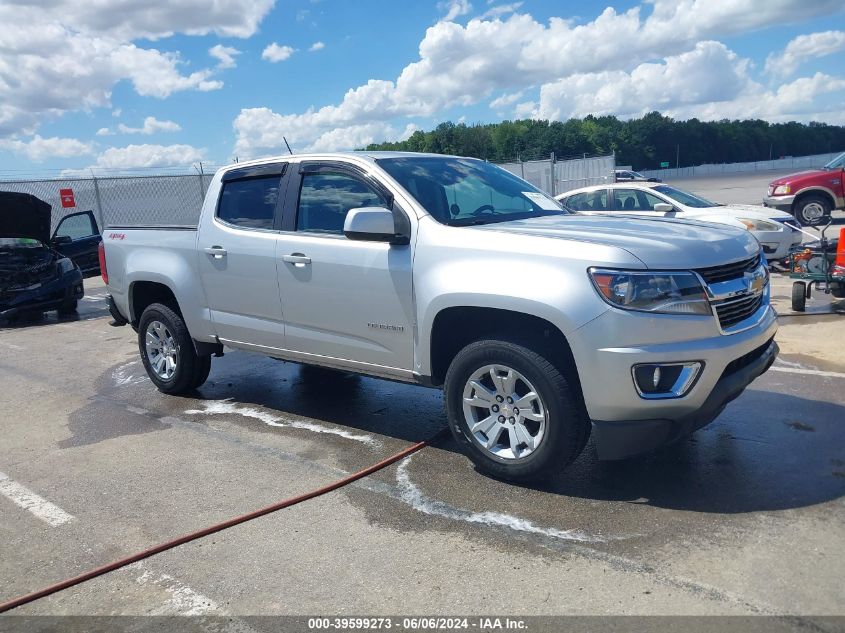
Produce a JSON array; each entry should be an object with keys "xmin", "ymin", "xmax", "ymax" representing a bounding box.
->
[
  {"xmin": 769, "ymin": 169, "xmax": 829, "ymax": 187},
  {"xmin": 472, "ymin": 214, "xmax": 759, "ymax": 270},
  {"xmin": 0, "ymin": 191, "xmax": 51, "ymax": 243}
]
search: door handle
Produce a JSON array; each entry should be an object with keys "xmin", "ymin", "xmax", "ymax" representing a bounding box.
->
[
  {"xmin": 282, "ymin": 253, "xmax": 311, "ymax": 267},
  {"xmin": 204, "ymin": 246, "xmax": 227, "ymax": 259}
]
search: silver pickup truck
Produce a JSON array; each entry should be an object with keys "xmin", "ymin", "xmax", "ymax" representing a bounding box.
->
[{"xmin": 102, "ymin": 152, "xmax": 778, "ymax": 481}]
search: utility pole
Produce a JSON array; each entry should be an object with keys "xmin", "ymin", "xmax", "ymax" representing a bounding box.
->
[
  {"xmin": 550, "ymin": 152, "xmax": 557, "ymax": 197},
  {"xmin": 676, "ymin": 144, "xmax": 680, "ymax": 169}
]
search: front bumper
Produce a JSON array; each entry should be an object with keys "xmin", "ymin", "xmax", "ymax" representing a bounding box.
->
[
  {"xmin": 592, "ymin": 339, "xmax": 777, "ymax": 459},
  {"xmin": 762, "ymin": 194, "xmax": 794, "ymax": 213},
  {"xmin": 0, "ymin": 270, "xmax": 83, "ymax": 319},
  {"xmin": 568, "ymin": 300, "xmax": 778, "ymax": 459},
  {"xmin": 755, "ymin": 228, "xmax": 803, "ymax": 260}
]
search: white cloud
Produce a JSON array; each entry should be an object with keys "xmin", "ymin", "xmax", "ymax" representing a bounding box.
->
[
  {"xmin": 0, "ymin": 1, "xmax": 272, "ymax": 139},
  {"xmin": 232, "ymin": 0, "xmax": 845, "ymax": 156},
  {"xmin": 18, "ymin": 0, "xmax": 276, "ymax": 41},
  {"xmin": 308, "ymin": 41, "xmax": 325, "ymax": 52},
  {"xmin": 262, "ymin": 43, "xmax": 296, "ymax": 62},
  {"xmin": 0, "ymin": 135, "xmax": 95, "ymax": 162},
  {"xmin": 765, "ymin": 30, "xmax": 845, "ymax": 77},
  {"xmin": 96, "ymin": 127, "xmax": 113, "ymax": 136},
  {"xmin": 535, "ymin": 41, "xmax": 751, "ymax": 120},
  {"xmin": 531, "ymin": 43, "xmax": 845, "ymax": 124},
  {"xmin": 92, "ymin": 143, "xmax": 204, "ymax": 169},
  {"xmin": 209, "ymin": 44, "xmax": 241, "ymax": 69},
  {"xmin": 480, "ymin": 3, "xmax": 523, "ymax": 20},
  {"xmin": 489, "ymin": 90, "xmax": 524, "ymax": 110},
  {"xmin": 439, "ymin": 0, "xmax": 472, "ymax": 22},
  {"xmin": 117, "ymin": 116, "xmax": 182, "ymax": 135},
  {"xmin": 111, "ymin": 109, "xmax": 122, "ymax": 118}
]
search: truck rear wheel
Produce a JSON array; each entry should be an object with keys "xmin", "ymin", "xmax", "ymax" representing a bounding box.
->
[
  {"xmin": 444, "ymin": 339, "xmax": 589, "ymax": 481},
  {"xmin": 794, "ymin": 194, "xmax": 831, "ymax": 226},
  {"xmin": 138, "ymin": 303, "xmax": 210, "ymax": 394}
]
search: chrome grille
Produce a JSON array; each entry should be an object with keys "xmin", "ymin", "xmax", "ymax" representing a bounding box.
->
[
  {"xmin": 713, "ymin": 292, "xmax": 764, "ymax": 330},
  {"xmin": 695, "ymin": 254, "xmax": 759, "ymax": 284}
]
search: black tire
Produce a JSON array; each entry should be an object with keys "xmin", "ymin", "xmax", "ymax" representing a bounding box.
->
[
  {"xmin": 793, "ymin": 194, "xmax": 831, "ymax": 226},
  {"xmin": 57, "ymin": 298, "xmax": 78, "ymax": 315},
  {"xmin": 191, "ymin": 354, "xmax": 212, "ymax": 389},
  {"xmin": 138, "ymin": 302, "xmax": 203, "ymax": 394},
  {"xmin": 444, "ymin": 339, "xmax": 590, "ymax": 482},
  {"xmin": 792, "ymin": 282, "xmax": 806, "ymax": 312}
]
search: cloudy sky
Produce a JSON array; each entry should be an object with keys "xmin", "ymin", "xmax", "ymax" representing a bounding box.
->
[{"xmin": 0, "ymin": 0, "xmax": 844, "ymax": 175}]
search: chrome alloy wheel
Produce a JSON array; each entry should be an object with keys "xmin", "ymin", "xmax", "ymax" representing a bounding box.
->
[
  {"xmin": 462, "ymin": 364, "xmax": 547, "ymax": 460},
  {"xmin": 145, "ymin": 320, "xmax": 178, "ymax": 380}
]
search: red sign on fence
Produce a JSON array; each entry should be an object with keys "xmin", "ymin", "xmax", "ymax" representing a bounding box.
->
[{"xmin": 59, "ymin": 188, "xmax": 75, "ymax": 208}]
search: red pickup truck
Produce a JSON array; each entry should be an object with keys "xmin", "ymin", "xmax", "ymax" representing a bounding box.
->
[{"xmin": 763, "ymin": 152, "xmax": 844, "ymax": 225}]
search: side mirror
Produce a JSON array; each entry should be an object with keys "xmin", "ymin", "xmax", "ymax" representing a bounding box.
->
[
  {"xmin": 52, "ymin": 235, "xmax": 73, "ymax": 245},
  {"xmin": 653, "ymin": 203, "xmax": 673, "ymax": 212},
  {"xmin": 344, "ymin": 207, "xmax": 405, "ymax": 243}
]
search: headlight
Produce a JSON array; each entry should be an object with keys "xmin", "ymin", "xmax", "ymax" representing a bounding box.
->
[
  {"xmin": 57, "ymin": 258, "xmax": 75, "ymax": 274},
  {"xmin": 773, "ymin": 184, "xmax": 791, "ymax": 195},
  {"xmin": 589, "ymin": 269, "xmax": 712, "ymax": 316},
  {"xmin": 737, "ymin": 218, "xmax": 781, "ymax": 231}
]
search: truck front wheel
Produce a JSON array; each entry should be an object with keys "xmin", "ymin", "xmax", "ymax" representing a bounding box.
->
[
  {"xmin": 138, "ymin": 303, "xmax": 210, "ymax": 394},
  {"xmin": 794, "ymin": 194, "xmax": 831, "ymax": 226},
  {"xmin": 444, "ymin": 339, "xmax": 590, "ymax": 481}
]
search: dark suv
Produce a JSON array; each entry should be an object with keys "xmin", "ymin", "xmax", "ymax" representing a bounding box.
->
[{"xmin": 0, "ymin": 192, "xmax": 95, "ymax": 322}]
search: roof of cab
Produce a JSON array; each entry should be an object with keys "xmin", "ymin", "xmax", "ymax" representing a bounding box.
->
[{"xmin": 217, "ymin": 151, "xmax": 464, "ymax": 174}]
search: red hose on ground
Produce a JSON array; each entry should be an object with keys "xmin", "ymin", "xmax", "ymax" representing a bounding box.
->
[{"xmin": 0, "ymin": 438, "xmax": 431, "ymax": 613}]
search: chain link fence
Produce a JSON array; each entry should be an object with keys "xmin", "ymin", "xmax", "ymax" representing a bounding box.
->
[
  {"xmin": 497, "ymin": 154, "xmax": 616, "ymax": 196},
  {"xmin": 0, "ymin": 172, "xmax": 214, "ymax": 232}
]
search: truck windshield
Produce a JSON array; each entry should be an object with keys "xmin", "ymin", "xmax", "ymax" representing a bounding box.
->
[
  {"xmin": 375, "ymin": 156, "xmax": 569, "ymax": 226},
  {"xmin": 823, "ymin": 152, "xmax": 845, "ymax": 170},
  {"xmin": 652, "ymin": 185, "xmax": 719, "ymax": 208}
]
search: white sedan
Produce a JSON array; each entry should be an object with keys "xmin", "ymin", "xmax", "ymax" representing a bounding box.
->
[{"xmin": 556, "ymin": 183, "xmax": 802, "ymax": 261}]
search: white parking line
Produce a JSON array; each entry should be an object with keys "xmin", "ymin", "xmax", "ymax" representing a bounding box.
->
[
  {"xmin": 0, "ymin": 472, "xmax": 75, "ymax": 527},
  {"xmin": 133, "ymin": 566, "xmax": 260, "ymax": 631},
  {"xmin": 770, "ymin": 366, "xmax": 845, "ymax": 379},
  {"xmin": 135, "ymin": 569, "xmax": 220, "ymax": 616}
]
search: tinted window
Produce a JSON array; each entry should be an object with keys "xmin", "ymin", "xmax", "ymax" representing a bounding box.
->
[
  {"xmin": 55, "ymin": 212, "xmax": 96, "ymax": 239},
  {"xmin": 614, "ymin": 188, "xmax": 665, "ymax": 211},
  {"xmin": 377, "ymin": 156, "xmax": 567, "ymax": 226},
  {"xmin": 297, "ymin": 171, "xmax": 388, "ymax": 234},
  {"xmin": 568, "ymin": 189, "xmax": 607, "ymax": 211},
  {"xmin": 217, "ymin": 176, "xmax": 281, "ymax": 230},
  {"xmin": 564, "ymin": 192, "xmax": 591, "ymax": 211}
]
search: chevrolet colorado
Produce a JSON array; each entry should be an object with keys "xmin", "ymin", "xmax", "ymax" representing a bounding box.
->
[{"xmin": 102, "ymin": 152, "xmax": 778, "ymax": 481}]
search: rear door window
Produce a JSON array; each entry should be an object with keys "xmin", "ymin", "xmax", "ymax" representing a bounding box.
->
[
  {"xmin": 217, "ymin": 176, "xmax": 283, "ymax": 230},
  {"xmin": 613, "ymin": 188, "xmax": 665, "ymax": 211}
]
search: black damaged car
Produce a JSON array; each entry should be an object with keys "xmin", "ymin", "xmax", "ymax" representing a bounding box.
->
[{"xmin": 0, "ymin": 192, "xmax": 85, "ymax": 323}]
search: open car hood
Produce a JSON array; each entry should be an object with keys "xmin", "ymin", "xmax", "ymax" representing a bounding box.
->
[{"xmin": 0, "ymin": 191, "xmax": 52, "ymax": 243}]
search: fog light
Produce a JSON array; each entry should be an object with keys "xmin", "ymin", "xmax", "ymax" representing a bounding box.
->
[{"xmin": 632, "ymin": 362, "xmax": 702, "ymax": 399}]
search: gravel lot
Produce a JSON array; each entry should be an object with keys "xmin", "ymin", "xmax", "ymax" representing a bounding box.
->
[{"xmin": 1, "ymin": 173, "xmax": 844, "ymax": 626}]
